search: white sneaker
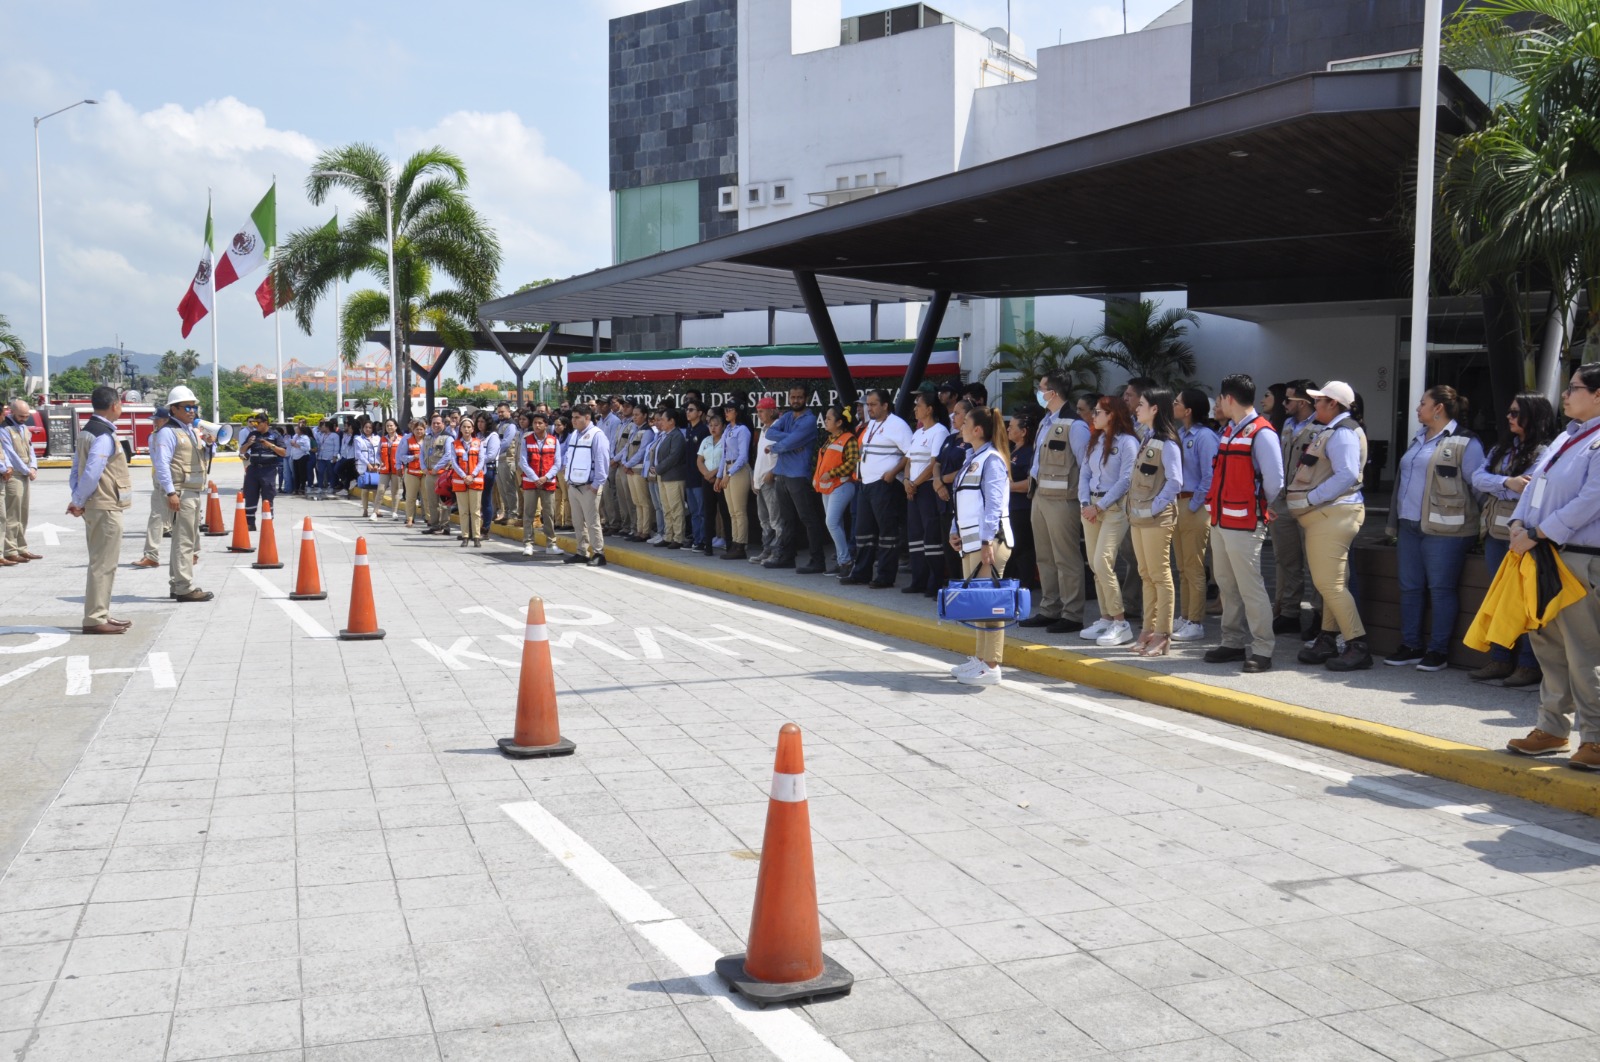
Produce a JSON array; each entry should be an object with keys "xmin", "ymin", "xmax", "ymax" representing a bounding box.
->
[
  {"xmin": 948, "ymin": 656, "xmax": 983, "ymax": 678},
  {"xmin": 1079, "ymin": 618, "xmax": 1113, "ymax": 641},
  {"xmin": 647, "ymin": 534, "xmax": 664, "ymax": 545},
  {"xmin": 712, "ymin": 537, "xmax": 726, "ymax": 549},
  {"xmin": 1096, "ymin": 620, "xmax": 1135, "ymax": 647},
  {"xmin": 958, "ymin": 662, "xmax": 1002, "ymax": 686},
  {"xmin": 523, "ymin": 544, "xmax": 534, "ymax": 556},
  {"xmin": 1173, "ymin": 619, "xmax": 1205, "ymax": 641},
  {"xmin": 369, "ymin": 513, "xmax": 379, "ymax": 522},
  {"xmin": 546, "ymin": 543, "xmax": 561, "ymax": 555}
]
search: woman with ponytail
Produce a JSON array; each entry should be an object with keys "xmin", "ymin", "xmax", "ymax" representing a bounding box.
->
[{"xmin": 946, "ymin": 407, "xmax": 1014, "ymax": 686}]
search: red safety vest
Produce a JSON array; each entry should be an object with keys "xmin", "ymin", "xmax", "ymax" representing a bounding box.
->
[
  {"xmin": 404, "ymin": 435, "xmax": 425, "ymax": 476},
  {"xmin": 1206, "ymin": 414, "xmax": 1272, "ymax": 530},
  {"xmin": 452, "ymin": 438, "xmax": 484, "ymax": 491},
  {"xmin": 521, "ymin": 433, "xmax": 558, "ymax": 491},
  {"xmin": 378, "ymin": 437, "xmax": 399, "ymax": 475}
]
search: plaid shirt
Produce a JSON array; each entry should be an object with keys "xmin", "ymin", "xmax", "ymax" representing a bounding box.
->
[{"xmin": 830, "ymin": 433, "xmax": 860, "ymax": 482}]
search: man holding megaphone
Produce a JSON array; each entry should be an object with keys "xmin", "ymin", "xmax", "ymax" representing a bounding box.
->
[
  {"xmin": 238, "ymin": 411, "xmax": 285, "ymax": 531},
  {"xmin": 151, "ymin": 386, "xmax": 215, "ymax": 603}
]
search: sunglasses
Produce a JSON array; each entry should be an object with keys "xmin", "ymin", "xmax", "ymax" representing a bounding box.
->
[{"xmin": 178, "ymin": 404, "xmax": 198, "ymax": 412}]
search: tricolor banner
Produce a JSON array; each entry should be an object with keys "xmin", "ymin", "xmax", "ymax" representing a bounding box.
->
[
  {"xmin": 176, "ymin": 203, "xmax": 214, "ymax": 339},
  {"xmin": 565, "ymin": 340, "xmax": 961, "ymax": 384},
  {"xmin": 215, "ymin": 184, "xmax": 275, "ymax": 290}
]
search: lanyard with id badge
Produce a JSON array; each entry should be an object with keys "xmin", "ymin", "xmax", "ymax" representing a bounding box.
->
[{"xmin": 1533, "ymin": 423, "xmax": 1600, "ymax": 510}]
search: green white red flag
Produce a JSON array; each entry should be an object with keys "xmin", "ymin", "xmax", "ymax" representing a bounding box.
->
[
  {"xmin": 215, "ymin": 184, "xmax": 275, "ymax": 290},
  {"xmin": 176, "ymin": 202, "xmax": 214, "ymax": 338}
]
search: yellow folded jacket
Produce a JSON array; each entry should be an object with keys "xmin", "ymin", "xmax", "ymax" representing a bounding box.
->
[{"xmin": 1465, "ymin": 543, "xmax": 1587, "ymax": 652}]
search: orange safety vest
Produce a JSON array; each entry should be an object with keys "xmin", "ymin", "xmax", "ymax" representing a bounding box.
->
[
  {"xmin": 1207, "ymin": 414, "xmax": 1272, "ymax": 530},
  {"xmin": 404, "ymin": 435, "xmax": 425, "ymax": 475},
  {"xmin": 812, "ymin": 430, "xmax": 856, "ymax": 494},
  {"xmin": 521, "ymin": 433, "xmax": 559, "ymax": 491},
  {"xmin": 452, "ymin": 438, "xmax": 485, "ymax": 491},
  {"xmin": 378, "ymin": 436, "xmax": 400, "ymax": 475}
]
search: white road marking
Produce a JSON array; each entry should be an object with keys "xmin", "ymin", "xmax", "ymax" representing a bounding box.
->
[
  {"xmin": 463, "ymin": 603, "xmax": 615, "ymax": 627},
  {"xmin": 0, "ymin": 626, "xmax": 72, "ymax": 654},
  {"xmin": 587, "ymin": 567, "xmax": 1600, "ymax": 861},
  {"xmin": 502, "ymin": 800, "xmax": 852, "ymax": 1062},
  {"xmin": 414, "ymin": 637, "xmax": 521, "ymax": 670},
  {"xmin": 237, "ymin": 567, "xmax": 335, "ymax": 639},
  {"xmin": 316, "ymin": 526, "xmax": 356, "ymax": 543},
  {"xmin": 64, "ymin": 652, "xmax": 175, "ymax": 696},
  {"xmin": 0, "ymin": 657, "xmax": 62, "ymax": 688},
  {"xmin": 30, "ymin": 523, "xmax": 77, "ymax": 547}
]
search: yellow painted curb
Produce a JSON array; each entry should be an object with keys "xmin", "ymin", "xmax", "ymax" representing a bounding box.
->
[{"xmin": 462, "ymin": 513, "xmax": 1600, "ymax": 818}]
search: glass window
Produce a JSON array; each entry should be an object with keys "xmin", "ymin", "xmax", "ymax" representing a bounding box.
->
[{"xmin": 614, "ymin": 180, "xmax": 702, "ymax": 263}]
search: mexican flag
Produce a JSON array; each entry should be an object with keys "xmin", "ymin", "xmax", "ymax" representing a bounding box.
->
[
  {"xmin": 255, "ymin": 267, "xmax": 290, "ymax": 317},
  {"xmin": 176, "ymin": 203, "xmax": 214, "ymax": 339},
  {"xmin": 215, "ymin": 184, "xmax": 275, "ymax": 290}
]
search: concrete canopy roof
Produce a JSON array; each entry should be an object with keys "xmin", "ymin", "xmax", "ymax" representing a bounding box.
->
[{"xmin": 481, "ymin": 66, "xmax": 1487, "ymax": 326}]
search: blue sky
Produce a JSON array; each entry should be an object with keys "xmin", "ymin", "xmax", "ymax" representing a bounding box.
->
[{"xmin": 0, "ymin": 0, "xmax": 1177, "ymax": 382}]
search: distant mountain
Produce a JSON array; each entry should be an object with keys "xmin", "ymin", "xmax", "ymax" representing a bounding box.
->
[{"xmin": 46, "ymin": 347, "xmax": 213, "ymax": 377}]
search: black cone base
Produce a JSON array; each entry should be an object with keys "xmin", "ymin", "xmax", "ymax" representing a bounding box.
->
[
  {"xmin": 497, "ymin": 735, "xmax": 576, "ymax": 759},
  {"xmin": 252, "ymin": 562, "xmax": 284, "ymax": 570},
  {"xmin": 715, "ymin": 953, "xmax": 853, "ymax": 1006},
  {"xmin": 203, "ymin": 530, "xmax": 227, "ymax": 537},
  {"xmin": 226, "ymin": 546, "xmax": 253, "ymax": 554},
  {"xmin": 338, "ymin": 628, "xmax": 386, "ymax": 641},
  {"xmin": 288, "ymin": 592, "xmax": 328, "ymax": 601}
]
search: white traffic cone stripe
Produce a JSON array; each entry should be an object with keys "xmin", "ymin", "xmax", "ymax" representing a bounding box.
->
[
  {"xmin": 302, "ymin": 531, "xmax": 315, "ymax": 540},
  {"xmin": 525, "ymin": 623, "xmax": 549, "ymax": 643},
  {"xmin": 353, "ymin": 555, "xmax": 368, "ymax": 567},
  {"xmin": 769, "ymin": 771, "xmax": 806, "ymax": 803}
]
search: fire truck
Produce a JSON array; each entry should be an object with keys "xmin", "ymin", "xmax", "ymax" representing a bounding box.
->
[{"xmin": 27, "ymin": 394, "xmax": 160, "ymax": 458}]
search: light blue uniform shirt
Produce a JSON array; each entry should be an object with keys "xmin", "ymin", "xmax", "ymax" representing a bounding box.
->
[
  {"xmin": 149, "ymin": 422, "xmax": 202, "ymax": 495},
  {"xmin": 721, "ymin": 422, "xmax": 751, "ymax": 476},
  {"xmin": 1305, "ymin": 413, "xmax": 1366, "ymax": 507},
  {"xmin": 1079, "ymin": 432, "xmax": 1139, "ymax": 507},
  {"xmin": 1512, "ymin": 415, "xmax": 1600, "ymax": 548},
  {"xmin": 354, "ymin": 435, "xmax": 379, "ymax": 474},
  {"xmin": 1147, "ymin": 438, "xmax": 1184, "ymax": 514},
  {"xmin": 69, "ymin": 416, "xmax": 117, "ymax": 509},
  {"xmin": 623, "ymin": 425, "xmax": 653, "ymax": 471},
  {"xmin": 0, "ymin": 419, "xmax": 34, "ymax": 472},
  {"xmin": 1028, "ymin": 408, "xmax": 1091, "ymax": 481},
  {"xmin": 1397, "ymin": 420, "xmax": 1485, "ymax": 523},
  {"xmin": 317, "ymin": 430, "xmax": 341, "ymax": 461},
  {"xmin": 1179, "ymin": 424, "xmax": 1219, "ymax": 512}
]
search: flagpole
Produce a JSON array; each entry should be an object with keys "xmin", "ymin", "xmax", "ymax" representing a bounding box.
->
[
  {"xmin": 209, "ymin": 189, "xmax": 220, "ymax": 423},
  {"xmin": 274, "ymin": 271, "xmax": 284, "ymax": 421},
  {"xmin": 334, "ymin": 272, "xmax": 342, "ymax": 412}
]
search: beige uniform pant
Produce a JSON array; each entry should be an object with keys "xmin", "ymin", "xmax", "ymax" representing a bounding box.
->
[
  {"xmin": 1213, "ymin": 523, "xmax": 1275, "ymax": 658},
  {"xmin": 1271, "ymin": 498, "xmax": 1321, "ymax": 618},
  {"xmin": 659, "ymin": 479, "xmax": 687, "ymax": 545},
  {"xmin": 1174, "ymin": 501, "xmax": 1211, "ymax": 622},
  {"xmin": 456, "ymin": 488, "xmax": 484, "ymax": 540},
  {"xmin": 402, "ymin": 474, "xmax": 425, "ymax": 522},
  {"xmin": 961, "ymin": 543, "xmax": 1014, "ymax": 664},
  {"xmin": 522, "ymin": 487, "xmax": 556, "ymax": 545},
  {"xmin": 498, "ymin": 452, "xmax": 520, "ymax": 521},
  {"xmin": 1083, "ymin": 500, "xmax": 1129, "ymax": 618},
  {"xmin": 605, "ymin": 465, "xmax": 629, "ymax": 530},
  {"xmin": 423, "ymin": 473, "xmax": 447, "ymax": 531},
  {"xmin": 3, "ymin": 475, "xmax": 29, "ymax": 556},
  {"xmin": 1297, "ymin": 503, "xmax": 1366, "ymax": 639},
  {"xmin": 377, "ymin": 473, "xmax": 405, "ymax": 513},
  {"xmin": 555, "ymin": 474, "xmax": 571, "ymax": 528},
  {"xmin": 83, "ymin": 506, "xmax": 124, "ymax": 625},
  {"xmin": 569, "ymin": 482, "xmax": 604, "ymax": 556},
  {"xmin": 723, "ymin": 466, "xmax": 752, "ymax": 546},
  {"xmin": 1031, "ymin": 491, "xmax": 1084, "ymax": 622},
  {"xmin": 169, "ymin": 490, "xmax": 202, "ymax": 595},
  {"xmin": 1130, "ymin": 507, "xmax": 1178, "ymax": 635},
  {"xmin": 628, "ymin": 472, "xmax": 654, "ymax": 536},
  {"xmin": 142, "ymin": 486, "xmax": 175, "ymax": 562},
  {"xmin": 1532, "ymin": 553, "xmax": 1600, "ymax": 744}
]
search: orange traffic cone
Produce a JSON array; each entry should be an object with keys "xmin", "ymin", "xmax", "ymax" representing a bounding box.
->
[
  {"xmin": 338, "ymin": 537, "xmax": 385, "ymax": 641},
  {"xmin": 497, "ymin": 596, "xmax": 575, "ymax": 758},
  {"xmin": 225, "ymin": 492, "xmax": 253, "ymax": 553},
  {"xmin": 716, "ymin": 723, "xmax": 853, "ymax": 1005},
  {"xmin": 252, "ymin": 500, "xmax": 284, "ymax": 570},
  {"xmin": 288, "ymin": 517, "xmax": 328, "ymax": 601},
  {"xmin": 202, "ymin": 481, "xmax": 227, "ymax": 537}
]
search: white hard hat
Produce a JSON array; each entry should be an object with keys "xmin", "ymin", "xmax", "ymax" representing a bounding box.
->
[{"xmin": 167, "ymin": 385, "xmax": 199, "ymax": 407}]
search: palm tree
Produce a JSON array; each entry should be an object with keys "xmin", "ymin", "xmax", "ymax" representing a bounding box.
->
[
  {"xmin": 1090, "ymin": 298, "xmax": 1200, "ymax": 388},
  {"xmin": 982, "ymin": 329, "xmax": 1100, "ymax": 412},
  {"xmin": 0, "ymin": 312, "xmax": 27, "ymax": 376},
  {"xmin": 275, "ymin": 144, "xmax": 502, "ymax": 423}
]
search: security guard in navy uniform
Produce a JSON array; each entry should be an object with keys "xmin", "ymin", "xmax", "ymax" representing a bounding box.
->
[{"xmin": 239, "ymin": 411, "xmax": 286, "ymax": 530}]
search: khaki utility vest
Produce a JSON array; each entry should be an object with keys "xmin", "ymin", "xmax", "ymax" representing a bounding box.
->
[
  {"xmin": 1127, "ymin": 439, "xmax": 1176, "ymax": 527},
  {"xmin": 1273, "ymin": 417, "xmax": 1317, "ymax": 505},
  {"xmin": 164, "ymin": 425, "xmax": 206, "ymax": 492},
  {"xmin": 1286, "ymin": 418, "xmax": 1366, "ymax": 515},
  {"xmin": 1034, "ymin": 412, "xmax": 1080, "ymax": 497},
  {"xmin": 1421, "ymin": 432, "xmax": 1480, "ymax": 537},
  {"xmin": 77, "ymin": 419, "xmax": 132, "ymax": 511}
]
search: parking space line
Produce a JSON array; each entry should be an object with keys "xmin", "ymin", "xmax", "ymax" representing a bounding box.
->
[
  {"xmin": 502, "ymin": 800, "xmax": 852, "ymax": 1062},
  {"xmin": 237, "ymin": 567, "xmax": 335, "ymax": 639},
  {"xmin": 587, "ymin": 567, "xmax": 1600, "ymax": 860}
]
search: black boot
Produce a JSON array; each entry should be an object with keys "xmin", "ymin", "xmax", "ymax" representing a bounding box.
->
[
  {"xmin": 1326, "ymin": 638, "xmax": 1374, "ymax": 672},
  {"xmin": 1297, "ymin": 632, "xmax": 1338, "ymax": 666}
]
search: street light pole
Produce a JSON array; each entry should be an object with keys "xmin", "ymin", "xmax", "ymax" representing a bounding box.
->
[{"xmin": 34, "ymin": 98, "xmax": 96, "ymax": 406}]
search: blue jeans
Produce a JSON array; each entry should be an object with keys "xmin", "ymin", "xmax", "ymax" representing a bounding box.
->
[
  {"xmin": 824, "ymin": 482, "xmax": 855, "ymax": 566},
  {"xmin": 686, "ymin": 485, "xmax": 705, "ymax": 548},
  {"xmin": 1481, "ymin": 534, "xmax": 1538, "ymax": 667},
  {"xmin": 481, "ymin": 468, "xmax": 497, "ymax": 525},
  {"xmin": 1397, "ymin": 519, "xmax": 1473, "ymax": 653},
  {"xmin": 317, "ymin": 458, "xmax": 337, "ymax": 490},
  {"xmin": 279, "ymin": 456, "xmax": 295, "ymax": 494}
]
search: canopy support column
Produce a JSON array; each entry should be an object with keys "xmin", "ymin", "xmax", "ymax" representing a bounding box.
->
[
  {"xmin": 894, "ymin": 291, "xmax": 951, "ymax": 421},
  {"xmin": 479, "ymin": 318, "xmax": 552, "ymax": 408},
  {"xmin": 794, "ymin": 270, "xmax": 856, "ymax": 406}
]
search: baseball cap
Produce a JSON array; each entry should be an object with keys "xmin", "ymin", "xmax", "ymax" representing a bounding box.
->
[
  {"xmin": 755, "ymin": 396, "xmax": 778, "ymax": 410},
  {"xmin": 935, "ymin": 381, "xmax": 958, "ymax": 394},
  {"xmin": 1306, "ymin": 381, "xmax": 1356, "ymax": 408}
]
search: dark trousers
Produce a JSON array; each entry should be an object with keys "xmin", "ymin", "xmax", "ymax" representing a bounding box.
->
[
  {"xmin": 295, "ymin": 457, "xmax": 314, "ymax": 494},
  {"xmin": 706, "ymin": 482, "xmax": 730, "ymax": 552},
  {"xmin": 334, "ymin": 458, "xmax": 357, "ymax": 491},
  {"xmin": 847, "ymin": 479, "xmax": 904, "ymax": 585},
  {"xmin": 481, "ymin": 468, "xmax": 498, "ymax": 525},
  {"xmin": 905, "ymin": 482, "xmax": 941, "ymax": 591},
  {"xmin": 776, "ymin": 475, "xmax": 828, "ymax": 566},
  {"xmin": 938, "ymin": 496, "xmax": 962, "ymax": 582},
  {"xmin": 242, "ymin": 463, "xmax": 278, "ymax": 527}
]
